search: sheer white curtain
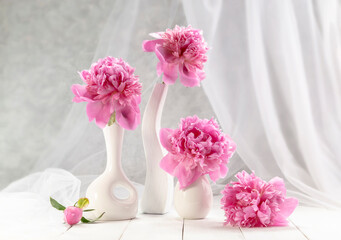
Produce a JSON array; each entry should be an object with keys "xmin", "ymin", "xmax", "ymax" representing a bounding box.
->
[
  {"xmin": 1, "ymin": 1, "xmax": 341, "ymax": 237},
  {"xmin": 183, "ymin": 0, "xmax": 341, "ymax": 207}
]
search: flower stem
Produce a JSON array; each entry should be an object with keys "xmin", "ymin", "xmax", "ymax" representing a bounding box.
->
[{"xmin": 108, "ymin": 112, "xmax": 116, "ymax": 126}]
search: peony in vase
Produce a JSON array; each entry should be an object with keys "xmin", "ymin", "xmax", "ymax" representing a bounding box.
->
[
  {"xmin": 86, "ymin": 123, "xmax": 138, "ymax": 220},
  {"xmin": 174, "ymin": 175, "xmax": 213, "ymax": 219},
  {"xmin": 141, "ymin": 82, "xmax": 173, "ymax": 214},
  {"xmin": 71, "ymin": 56, "xmax": 142, "ymax": 221},
  {"xmin": 159, "ymin": 116, "xmax": 236, "ymax": 219}
]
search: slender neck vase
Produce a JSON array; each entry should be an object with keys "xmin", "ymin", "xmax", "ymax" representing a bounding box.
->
[
  {"xmin": 86, "ymin": 122, "xmax": 138, "ymax": 220},
  {"xmin": 103, "ymin": 124, "xmax": 124, "ymax": 175},
  {"xmin": 141, "ymin": 82, "xmax": 173, "ymax": 214}
]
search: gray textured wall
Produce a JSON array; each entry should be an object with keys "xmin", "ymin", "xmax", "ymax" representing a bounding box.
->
[{"xmin": 0, "ymin": 0, "xmax": 216, "ymax": 189}]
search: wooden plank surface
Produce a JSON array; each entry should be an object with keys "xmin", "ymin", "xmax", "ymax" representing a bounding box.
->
[
  {"xmin": 59, "ymin": 198, "xmax": 341, "ymax": 240},
  {"xmin": 120, "ymin": 211, "xmax": 183, "ymax": 240},
  {"xmin": 184, "ymin": 218, "xmax": 245, "ymax": 240},
  {"xmin": 289, "ymin": 205, "xmax": 341, "ymax": 240},
  {"xmin": 240, "ymin": 222, "xmax": 307, "ymax": 240},
  {"xmin": 183, "ymin": 198, "xmax": 245, "ymax": 240},
  {"xmin": 59, "ymin": 219, "xmax": 130, "ymax": 240}
]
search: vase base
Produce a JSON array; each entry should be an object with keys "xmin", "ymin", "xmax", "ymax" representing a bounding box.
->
[
  {"xmin": 179, "ymin": 216, "xmax": 206, "ymax": 220},
  {"xmin": 174, "ymin": 176, "xmax": 213, "ymax": 220},
  {"xmin": 98, "ymin": 216, "xmax": 136, "ymax": 221},
  {"xmin": 141, "ymin": 211, "xmax": 169, "ymax": 215}
]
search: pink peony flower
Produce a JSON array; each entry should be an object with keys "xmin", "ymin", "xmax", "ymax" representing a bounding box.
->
[
  {"xmin": 71, "ymin": 56, "xmax": 142, "ymax": 130},
  {"xmin": 64, "ymin": 206, "xmax": 83, "ymax": 226},
  {"xmin": 143, "ymin": 25, "xmax": 208, "ymax": 87},
  {"xmin": 160, "ymin": 115, "xmax": 236, "ymax": 189},
  {"xmin": 221, "ymin": 171, "xmax": 299, "ymax": 227}
]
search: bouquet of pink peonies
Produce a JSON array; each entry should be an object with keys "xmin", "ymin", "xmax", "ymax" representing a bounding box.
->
[{"xmin": 159, "ymin": 115, "xmax": 236, "ymax": 189}]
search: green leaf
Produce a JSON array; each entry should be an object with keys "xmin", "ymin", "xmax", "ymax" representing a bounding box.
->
[
  {"xmin": 81, "ymin": 217, "xmax": 91, "ymax": 223},
  {"xmin": 107, "ymin": 112, "xmax": 116, "ymax": 126},
  {"xmin": 83, "ymin": 209, "xmax": 95, "ymax": 212},
  {"xmin": 93, "ymin": 212, "xmax": 105, "ymax": 222},
  {"xmin": 50, "ymin": 197, "xmax": 66, "ymax": 211},
  {"xmin": 81, "ymin": 217, "xmax": 90, "ymax": 223},
  {"xmin": 76, "ymin": 198, "xmax": 89, "ymax": 209},
  {"xmin": 81, "ymin": 212, "xmax": 105, "ymax": 224}
]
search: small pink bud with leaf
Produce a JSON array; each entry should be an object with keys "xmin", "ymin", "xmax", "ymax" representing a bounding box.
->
[
  {"xmin": 50, "ymin": 197, "xmax": 105, "ymax": 225},
  {"xmin": 64, "ymin": 206, "xmax": 83, "ymax": 225}
]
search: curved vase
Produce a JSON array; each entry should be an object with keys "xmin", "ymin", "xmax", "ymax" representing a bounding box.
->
[
  {"xmin": 174, "ymin": 175, "xmax": 213, "ymax": 219},
  {"xmin": 141, "ymin": 82, "xmax": 173, "ymax": 214},
  {"xmin": 86, "ymin": 122, "xmax": 138, "ymax": 220}
]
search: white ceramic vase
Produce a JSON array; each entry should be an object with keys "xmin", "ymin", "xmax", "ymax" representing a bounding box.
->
[
  {"xmin": 174, "ymin": 175, "xmax": 213, "ymax": 219},
  {"xmin": 141, "ymin": 82, "xmax": 173, "ymax": 214},
  {"xmin": 86, "ymin": 122, "xmax": 138, "ymax": 220}
]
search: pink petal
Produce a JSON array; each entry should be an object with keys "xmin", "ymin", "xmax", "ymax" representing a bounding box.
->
[
  {"xmin": 179, "ymin": 64, "xmax": 201, "ymax": 87},
  {"xmin": 86, "ymin": 101, "xmax": 112, "ymax": 128},
  {"xmin": 86, "ymin": 101, "xmax": 101, "ymax": 121},
  {"xmin": 174, "ymin": 163, "xmax": 202, "ymax": 189},
  {"xmin": 279, "ymin": 197, "xmax": 299, "ymax": 218},
  {"xmin": 94, "ymin": 103, "xmax": 112, "ymax": 128},
  {"xmin": 209, "ymin": 164, "xmax": 228, "ymax": 182},
  {"xmin": 142, "ymin": 39, "xmax": 163, "ymax": 52},
  {"xmin": 162, "ymin": 63, "xmax": 178, "ymax": 85},
  {"xmin": 159, "ymin": 128, "xmax": 174, "ymax": 152},
  {"xmin": 257, "ymin": 202, "xmax": 271, "ymax": 225},
  {"xmin": 220, "ymin": 164, "xmax": 229, "ymax": 178},
  {"xmin": 135, "ymin": 95, "xmax": 141, "ymax": 105},
  {"xmin": 156, "ymin": 61, "xmax": 163, "ymax": 76},
  {"xmin": 160, "ymin": 153, "xmax": 179, "ymax": 176},
  {"xmin": 269, "ymin": 177, "xmax": 286, "ymax": 195},
  {"xmin": 197, "ymin": 69, "xmax": 206, "ymax": 82},
  {"xmin": 71, "ymin": 84, "xmax": 94, "ymax": 103},
  {"xmin": 257, "ymin": 211, "xmax": 271, "ymax": 226},
  {"xmin": 116, "ymin": 104, "xmax": 140, "ymax": 130},
  {"xmin": 155, "ymin": 45, "xmax": 178, "ymax": 85},
  {"xmin": 271, "ymin": 218, "xmax": 289, "ymax": 227},
  {"xmin": 79, "ymin": 70, "xmax": 91, "ymax": 84},
  {"xmin": 243, "ymin": 205, "xmax": 257, "ymax": 219},
  {"xmin": 155, "ymin": 45, "xmax": 176, "ymax": 63},
  {"xmin": 208, "ymin": 169, "xmax": 220, "ymax": 182},
  {"xmin": 149, "ymin": 32, "xmax": 162, "ymax": 38}
]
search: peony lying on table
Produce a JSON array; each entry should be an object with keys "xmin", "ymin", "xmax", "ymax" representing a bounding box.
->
[
  {"xmin": 160, "ymin": 115, "xmax": 236, "ymax": 189},
  {"xmin": 50, "ymin": 197, "xmax": 104, "ymax": 226},
  {"xmin": 221, "ymin": 171, "xmax": 298, "ymax": 227},
  {"xmin": 143, "ymin": 25, "xmax": 208, "ymax": 87},
  {"xmin": 71, "ymin": 56, "xmax": 142, "ymax": 130}
]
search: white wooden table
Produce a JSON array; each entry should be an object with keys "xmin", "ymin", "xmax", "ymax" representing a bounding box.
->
[{"xmin": 58, "ymin": 197, "xmax": 341, "ymax": 240}]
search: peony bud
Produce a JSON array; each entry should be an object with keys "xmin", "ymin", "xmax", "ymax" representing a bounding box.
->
[{"xmin": 64, "ymin": 206, "xmax": 83, "ymax": 225}]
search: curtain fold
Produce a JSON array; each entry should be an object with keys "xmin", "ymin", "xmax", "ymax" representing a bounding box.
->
[{"xmin": 183, "ymin": 0, "xmax": 341, "ymax": 207}]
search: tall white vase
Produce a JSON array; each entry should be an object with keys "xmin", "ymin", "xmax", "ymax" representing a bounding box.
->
[
  {"xmin": 86, "ymin": 122, "xmax": 138, "ymax": 220},
  {"xmin": 141, "ymin": 82, "xmax": 173, "ymax": 214},
  {"xmin": 174, "ymin": 175, "xmax": 213, "ymax": 219}
]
